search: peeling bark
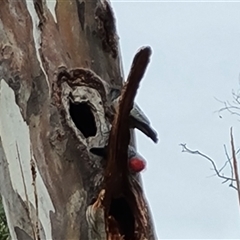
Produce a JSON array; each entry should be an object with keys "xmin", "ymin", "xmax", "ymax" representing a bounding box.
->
[{"xmin": 0, "ymin": 0, "xmax": 157, "ymax": 239}]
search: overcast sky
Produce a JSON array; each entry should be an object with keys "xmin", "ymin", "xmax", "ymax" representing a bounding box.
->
[{"xmin": 111, "ymin": 1, "xmax": 240, "ymax": 239}]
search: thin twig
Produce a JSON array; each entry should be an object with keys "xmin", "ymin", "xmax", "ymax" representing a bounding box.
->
[
  {"xmin": 230, "ymin": 128, "xmax": 240, "ymax": 208},
  {"xmin": 180, "ymin": 143, "xmax": 236, "ymax": 183},
  {"xmin": 215, "ymin": 94, "xmax": 240, "ymax": 119},
  {"xmin": 218, "ymin": 160, "xmax": 228, "ymax": 174},
  {"xmin": 223, "ymin": 144, "xmax": 234, "ymax": 180}
]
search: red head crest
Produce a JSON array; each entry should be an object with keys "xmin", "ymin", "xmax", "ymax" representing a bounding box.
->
[{"xmin": 128, "ymin": 157, "xmax": 146, "ymax": 173}]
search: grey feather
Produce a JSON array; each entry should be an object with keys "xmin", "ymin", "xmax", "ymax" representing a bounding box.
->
[{"xmin": 111, "ymin": 96, "xmax": 158, "ymax": 143}]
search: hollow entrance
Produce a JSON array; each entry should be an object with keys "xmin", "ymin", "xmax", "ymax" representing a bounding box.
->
[
  {"xmin": 69, "ymin": 101, "xmax": 97, "ymax": 138},
  {"xmin": 109, "ymin": 197, "xmax": 135, "ymax": 239}
]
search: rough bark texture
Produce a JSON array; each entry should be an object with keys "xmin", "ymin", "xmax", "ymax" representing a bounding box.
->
[{"xmin": 0, "ymin": 0, "xmax": 156, "ymax": 239}]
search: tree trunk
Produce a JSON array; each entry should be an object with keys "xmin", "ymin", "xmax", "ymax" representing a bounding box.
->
[{"xmin": 0, "ymin": 0, "xmax": 157, "ymax": 239}]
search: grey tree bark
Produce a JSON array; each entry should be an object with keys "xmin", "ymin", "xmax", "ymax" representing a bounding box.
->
[{"xmin": 0, "ymin": 0, "xmax": 157, "ymax": 239}]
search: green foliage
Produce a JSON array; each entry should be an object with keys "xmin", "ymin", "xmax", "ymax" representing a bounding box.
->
[{"xmin": 0, "ymin": 198, "xmax": 10, "ymax": 240}]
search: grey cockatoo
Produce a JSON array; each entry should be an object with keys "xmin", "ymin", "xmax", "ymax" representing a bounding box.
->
[
  {"xmin": 90, "ymin": 145, "xmax": 146, "ymax": 173},
  {"xmin": 111, "ymin": 94, "xmax": 158, "ymax": 143}
]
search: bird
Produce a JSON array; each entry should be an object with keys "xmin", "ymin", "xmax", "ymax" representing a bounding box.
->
[
  {"xmin": 111, "ymin": 95, "xmax": 158, "ymax": 143},
  {"xmin": 90, "ymin": 145, "xmax": 146, "ymax": 173}
]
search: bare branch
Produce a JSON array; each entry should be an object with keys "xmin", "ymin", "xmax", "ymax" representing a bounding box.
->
[
  {"xmin": 180, "ymin": 143, "xmax": 236, "ymax": 183},
  {"xmin": 230, "ymin": 128, "xmax": 240, "ymax": 208},
  {"xmin": 223, "ymin": 144, "xmax": 234, "ymax": 180},
  {"xmin": 229, "ymin": 183, "xmax": 238, "ymax": 191},
  {"xmin": 214, "ymin": 86, "xmax": 240, "ymax": 119},
  {"xmin": 103, "ymin": 47, "xmax": 152, "ymax": 239},
  {"xmin": 217, "ymin": 102, "xmax": 240, "ymax": 118},
  {"xmin": 104, "ymin": 46, "xmax": 152, "ymax": 202}
]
